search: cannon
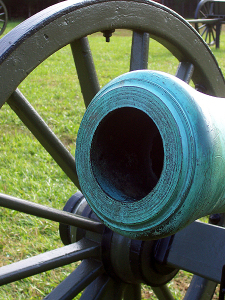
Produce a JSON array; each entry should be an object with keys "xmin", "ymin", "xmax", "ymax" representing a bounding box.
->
[
  {"xmin": 75, "ymin": 69, "xmax": 225, "ymax": 240},
  {"xmin": 0, "ymin": 0, "xmax": 7, "ymax": 36},
  {"xmin": 1, "ymin": 0, "xmax": 225, "ymax": 299}
]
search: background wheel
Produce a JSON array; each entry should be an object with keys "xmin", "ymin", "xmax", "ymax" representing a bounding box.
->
[
  {"xmin": 0, "ymin": 0, "xmax": 7, "ymax": 35},
  {"xmin": 0, "ymin": 0, "xmax": 225, "ymax": 299},
  {"xmin": 194, "ymin": 0, "xmax": 217, "ymax": 46}
]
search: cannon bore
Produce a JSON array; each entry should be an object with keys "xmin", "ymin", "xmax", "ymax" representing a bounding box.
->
[
  {"xmin": 76, "ymin": 70, "xmax": 225, "ymax": 240},
  {"xmin": 91, "ymin": 106, "xmax": 164, "ymax": 202}
]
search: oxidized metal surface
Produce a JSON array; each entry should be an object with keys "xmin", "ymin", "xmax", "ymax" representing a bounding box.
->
[{"xmin": 76, "ymin": 70, "xmax": 225, "ymax": 240}]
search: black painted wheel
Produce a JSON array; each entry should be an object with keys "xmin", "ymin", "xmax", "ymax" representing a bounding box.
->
[
  {"xmin": 0, "ymin": 0, "xmax": 7, "ymax": 36},
  {"xmin": 195, "ymin": 0, "xmax": 217, "ymax": 46},
  {"xmin": 0, "ymin": 0, "xmax": 225, "ymax": 299}
]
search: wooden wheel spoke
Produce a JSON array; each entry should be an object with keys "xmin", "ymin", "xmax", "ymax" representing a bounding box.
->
[
  {"xmin": 123, "ymin": 284, "xmax": 141, "ymax": 300},
  {"xmin": 80, "ymin": 274, "xmax": 112, "ymax": 299},
  {"xmin": 199, "ymin": 9, "xmax": 207, "ymax": 18},
  {"xmin": 84, "ymin": 278, "xmax": 126, "ymax": 300},
  {"xmin": 199, "ymin": 24, "xmax": 207, "ymax": 30},
  {"xmin": 152, "ymin": 285, "xmax": 175, "ymax": 300},
  {"xmin": 205, "ymin": 29, "xmax": 209, "ymax": 42},
  {"xmin": 183, "ymin": 276, "xmax": 217, "ymax": 300},
  {"xmin": 71, "ymin": 37, "xmax": 100, "ymax": 108},
  {"xmin": 44, "ymin": 259, "xmax": 104, "ymax": 300},
  {"xmin": 209, "ymin": 31, "xmax": 212, "ymax": 44},
  {"xmin": 7, "ymin": 89, "xmax": 80, "ymax": 189},
  {"xmin": 201, "ymin": 26, "xmax": 208, "ymax": 36},
  {"xmin": 175, "ymin": 62, "xmax": 194, "ymax": 83},
  {"xmin": 130, "ymin": 31, "xmax": 149, "ymax": 71},
  {"xmin": 80, "ymin": 277, "xmax": 140, "ymax": 300},
  {"xmin": 213, "ymin": 25, "xmax": 217, "ymax": 32},
  {"xmin": 0, "ymin": 193, "xmax": 104, "ymax": 233},
  {"xmin": 0, "ymin": 239, "xmax": 101, "ymax": 286},
  {"xmin": 102, "ymin": 280, "xmax": 126, "ymax": 300},
  {"xmin": 211, "ymin": 29, "xmax": 216, "ymax": 41}
]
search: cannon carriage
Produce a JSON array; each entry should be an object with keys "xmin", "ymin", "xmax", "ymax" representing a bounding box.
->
[
  {"xmin": 191, "ymin": 0, "xmax": 225, "ymax": 48},
  {"xmin": 1, "ymin": 0, "xmax": 225, "ymax": 299},
  {"xmin": 0, "ymin": 0, "xmax": 7, "ymax": 35}
]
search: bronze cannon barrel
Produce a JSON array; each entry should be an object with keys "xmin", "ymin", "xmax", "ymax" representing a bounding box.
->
[{"xmin": 75, "ymin": 70, "xmax": 225, "ymax": 240}]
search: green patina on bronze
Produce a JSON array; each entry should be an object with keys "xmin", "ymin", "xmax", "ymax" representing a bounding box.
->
[{"xmin": 76, "ymin": 70, "xmax": 225, "ymax": 240}]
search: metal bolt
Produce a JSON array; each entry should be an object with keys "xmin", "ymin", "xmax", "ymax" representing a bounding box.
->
[{"xmin": 102, "ymin": 30, "xmax": 115, "ymax": 42}]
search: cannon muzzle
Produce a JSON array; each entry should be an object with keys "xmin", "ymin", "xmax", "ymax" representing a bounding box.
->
[{"xmin": 75, "ymin": 70, "xmax": 225, "ymax": 240}]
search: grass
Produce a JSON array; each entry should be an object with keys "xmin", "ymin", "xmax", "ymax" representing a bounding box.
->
[{"xmin": 0, "ymin": 20, "xmax": 225, "ymax": 299}]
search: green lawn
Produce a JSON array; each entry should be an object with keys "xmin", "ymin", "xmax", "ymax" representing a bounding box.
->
[{"xmin": 0, "ymin": 20, "xmax": 224, "ymax": 299}]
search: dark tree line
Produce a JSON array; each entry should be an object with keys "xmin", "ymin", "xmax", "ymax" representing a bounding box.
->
[
  {"xmin": 3, "ymin": 0, "xmax": 199, "ymax": 19},
  {"xmin": 163, "ymin": 0, "xmax": 200, "ymax": 18},
  {"xmin": 3, "ymin": 0, "xmax": 64, "ymax": 19}
]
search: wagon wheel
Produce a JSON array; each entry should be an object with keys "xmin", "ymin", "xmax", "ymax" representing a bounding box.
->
[
  {"xmin": 0, "ymin": 0, "xmax": 225, "ymax": 299},
  {"xmin": 194, "ymin": 0, "xmax": 218, "ymax": 46},
  {"xmin": 0, "ymin": 0, "xmax": 7, "ymax": 35}
]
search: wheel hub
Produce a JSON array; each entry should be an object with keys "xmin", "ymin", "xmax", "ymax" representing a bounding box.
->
[
  {"xmin": 59, "ymin": 192, "xmax": 178, "ymax": 287},
  {"xmin": 101, "ymin": 228, "xmax": 178, "ymax": 287}
]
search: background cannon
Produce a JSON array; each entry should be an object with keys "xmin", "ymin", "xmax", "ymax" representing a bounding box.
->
[
  {"xmin": 0, "ymin": 0, "xmax": 7, "ymax": 35},
  {"xmin": 192, "ymin": 0, "xmax": 225, "ymax": 48},
  {"xmin": 1, "ymin": 0, "xmax": 225, "ymax": 299}
]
